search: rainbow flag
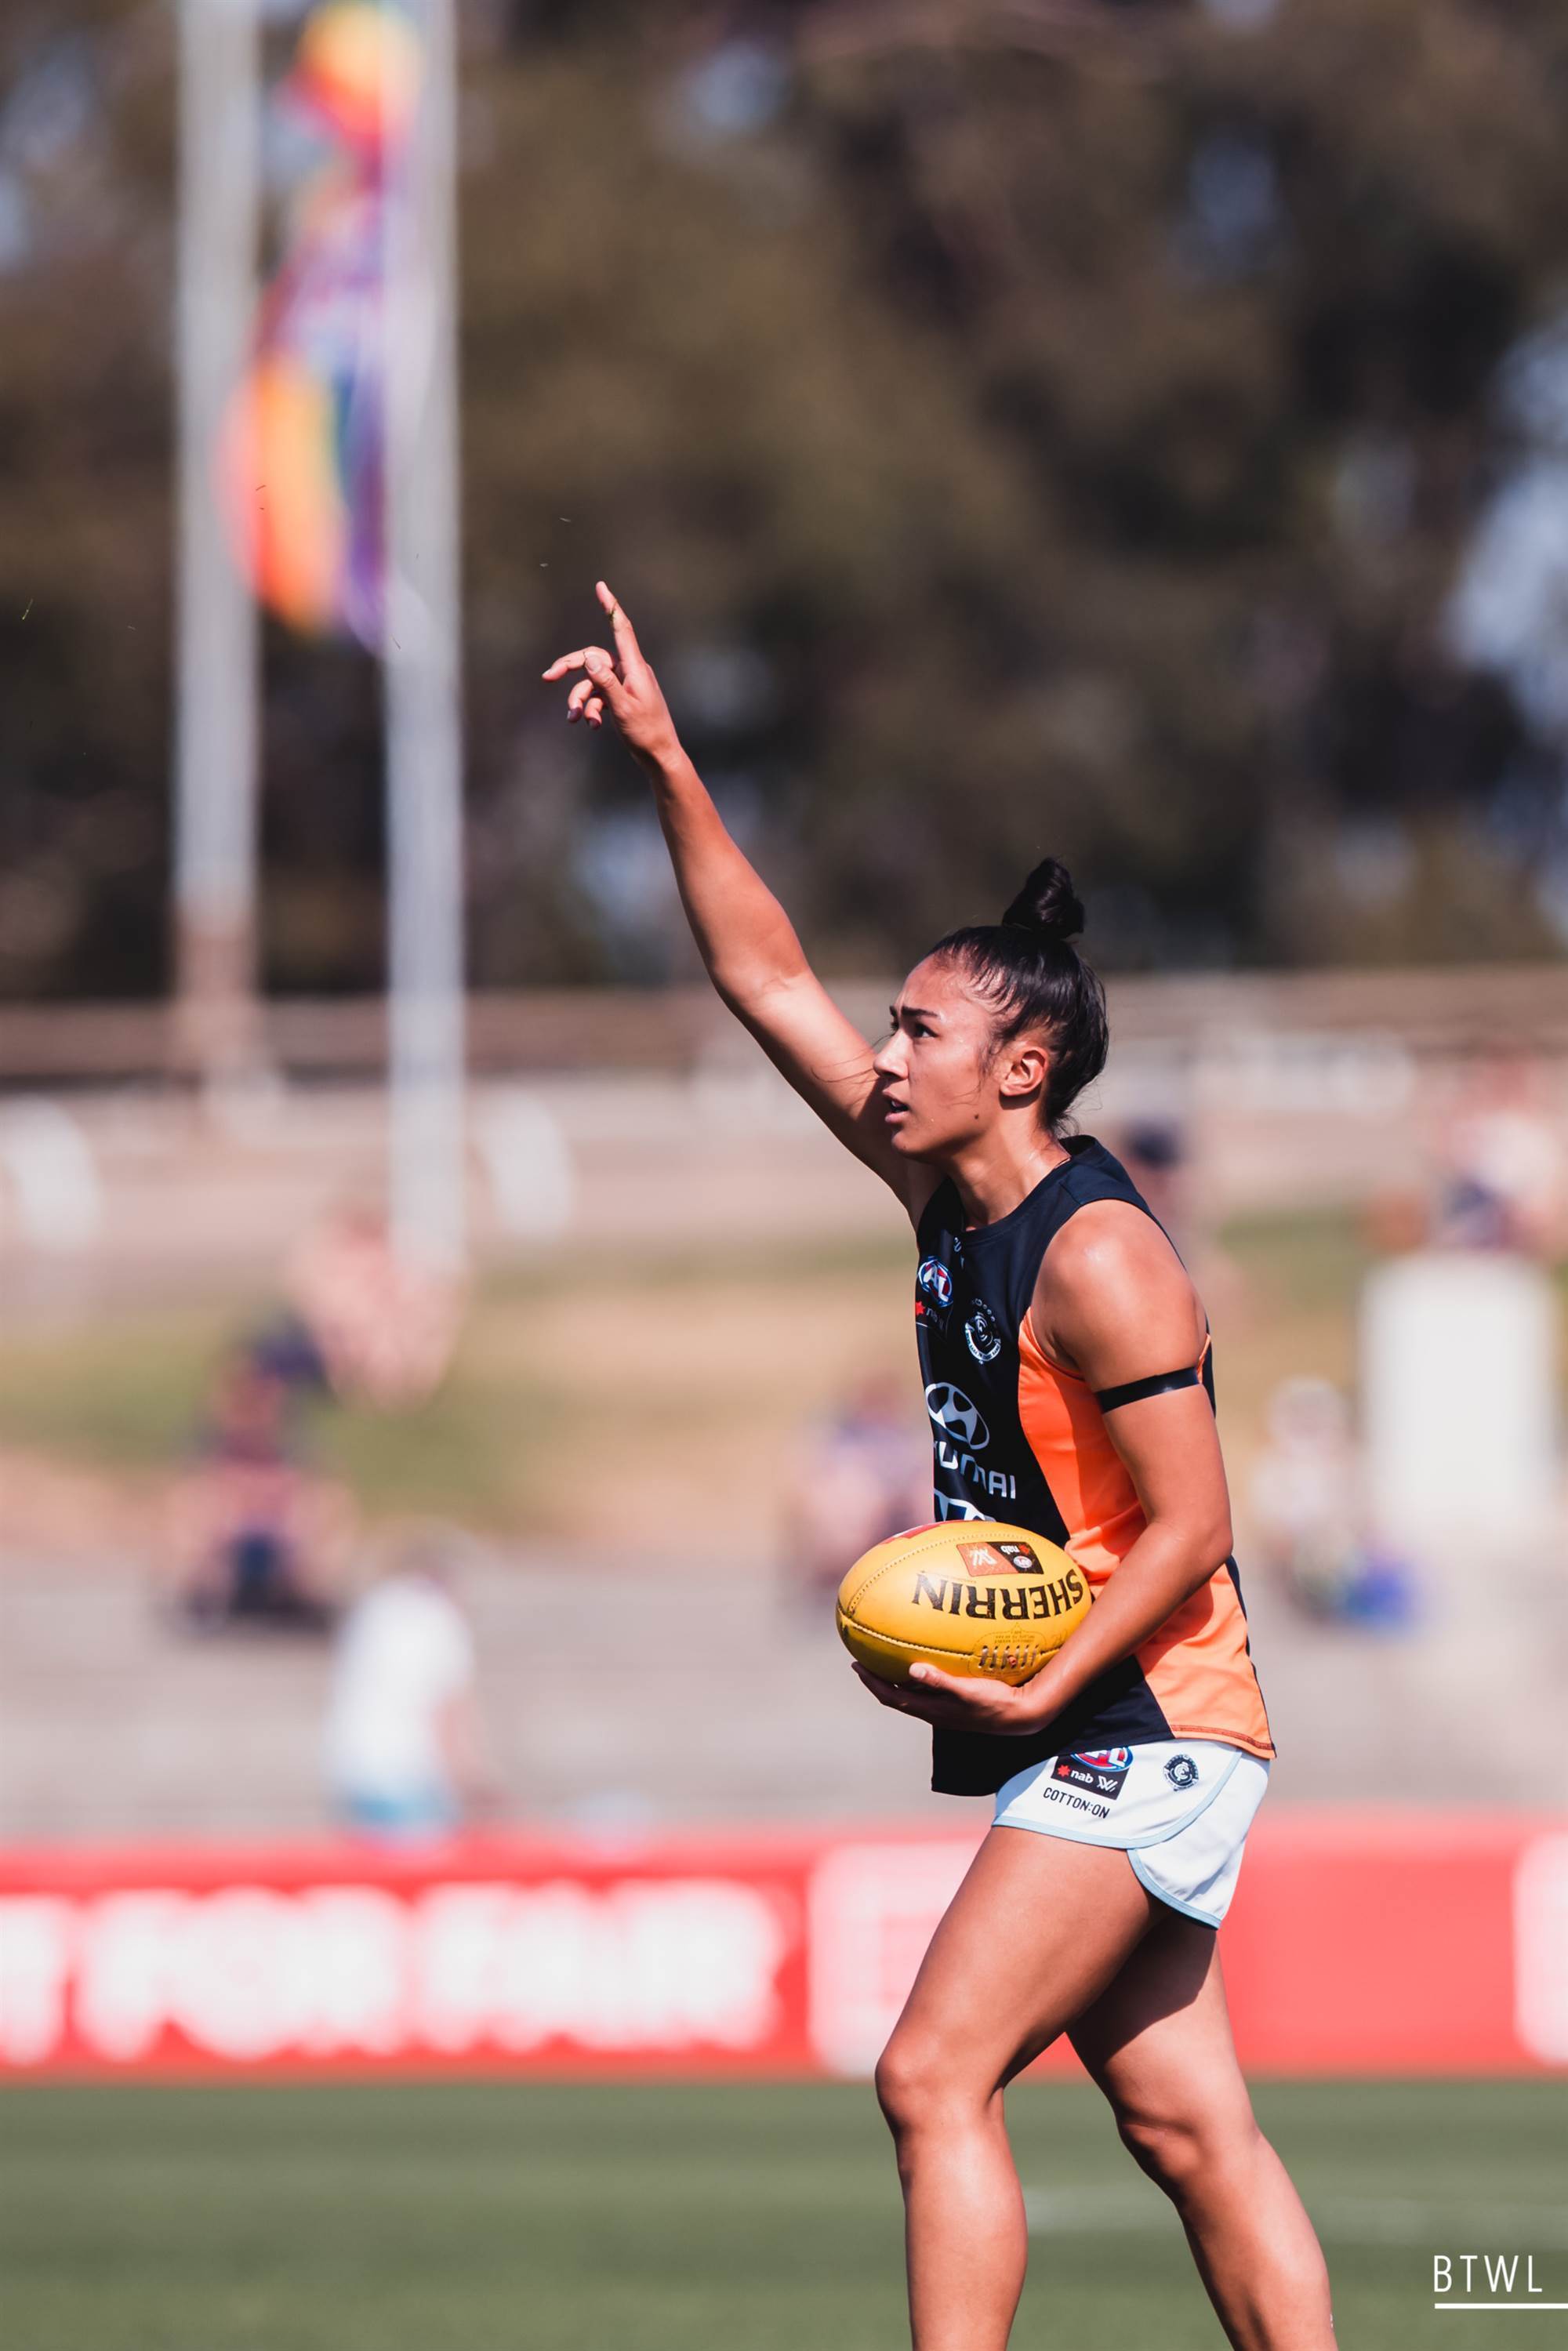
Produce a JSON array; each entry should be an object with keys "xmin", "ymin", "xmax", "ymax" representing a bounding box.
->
[{"xmin": 220, "ymin": 2, "xmax": 423, "ymax": 649}]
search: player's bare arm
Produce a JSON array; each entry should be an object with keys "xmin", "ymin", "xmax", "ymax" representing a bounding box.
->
[
  {"xmin": 856, "ymin": 1206, "xmax": 1232, "ymax": 1736},
  {"xmin": 543, "ymin": 584, "xmax": 925, "ymax": 1213}
]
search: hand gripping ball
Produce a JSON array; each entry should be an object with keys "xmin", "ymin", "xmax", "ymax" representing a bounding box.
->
[{"xmin": 836, "ymin": 1521, "xmax": 1091, "ymax": 1685}]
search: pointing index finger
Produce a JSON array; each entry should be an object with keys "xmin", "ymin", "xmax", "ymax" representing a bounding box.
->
[{"xmin": 596, "ymin": 579, "xmax": 644, "ymax": 670}]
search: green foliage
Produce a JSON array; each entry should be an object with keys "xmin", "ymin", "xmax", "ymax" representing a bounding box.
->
[{"xmin": 6, "ymin": 0, "xmax": 1568, "ymax": 996}]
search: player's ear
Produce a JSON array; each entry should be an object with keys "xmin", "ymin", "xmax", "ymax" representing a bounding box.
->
[{"xmin": 996, "ymin": 1038, "xmax": 1049, "ymax": 1105}]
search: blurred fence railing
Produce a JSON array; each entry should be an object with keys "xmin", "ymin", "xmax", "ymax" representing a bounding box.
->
[
  {"xmin": 3, "ymin": 968, "xmax": 1566, "ymax": 1298},
  {"xmin": 6, "ymin": 966, "xmax": 1568, "ymax": 1088}
]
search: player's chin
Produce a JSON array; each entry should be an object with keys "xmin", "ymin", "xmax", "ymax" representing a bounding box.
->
[{"xmin": 884, "ymin": 1113, "xmax": 939, "ymax": 1159}]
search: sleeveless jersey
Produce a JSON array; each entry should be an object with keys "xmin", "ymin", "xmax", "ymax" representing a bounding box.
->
[{"xmin": 913, "ymin": 1134, "xmax": 1273, "ymax": 1796}]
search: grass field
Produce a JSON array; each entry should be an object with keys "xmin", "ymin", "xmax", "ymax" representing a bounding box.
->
[{"xmin": 4, "ymin": 2078, "xmax": 1565, "ymax": 2350}]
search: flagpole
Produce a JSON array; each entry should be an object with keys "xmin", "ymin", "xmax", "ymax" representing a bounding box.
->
[
  {"xmin": 383, "ymin": 0, "xmax": 467, "ymax": 1275},
  {"xmin": 173, "ymin": 0, "xmax": 263, "ymax": 1090}
]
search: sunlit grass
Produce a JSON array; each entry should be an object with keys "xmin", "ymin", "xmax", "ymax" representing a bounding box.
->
[{"xmin": 1, "ymin": 2078, "xmax": 1559, "ymax": 2351}]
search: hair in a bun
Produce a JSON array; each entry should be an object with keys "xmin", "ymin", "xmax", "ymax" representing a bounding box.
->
[
  {"xmin": 1000, "ymin": 856, "xmax": 1085, "ymax": 945},
  {"xmin": 928, "ymin": 856, "xmax": 1107, "ymax": 1134}
]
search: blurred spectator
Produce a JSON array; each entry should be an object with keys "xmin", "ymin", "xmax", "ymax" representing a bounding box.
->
[
  {"xmin": 1247, "ymin": 1376, "xmax": 1417, "ymax": 1631},
  {"xmin": 1117, "ymin": 1118, "xmax": 1190, "ymax": 1248},
  {"xmin": 324, "ymin": 1532, "xmax": 494, "ymax": 1839},
  {"xmin": 784, "ymin": 1372, "xmax": 929, "ymax": 1604},
  {"xmin": 1117, "ymin": 1112, "xmax": 1251, "ymax": 1330},
  {"xmin": 1361, "ymin": 1186, "xmax": 1430, "ymax": 1257},
  {"xmin": 1432, "ymin": 1044, "xmax": 1563, "ymax": 1256},
  {"xmin": 245, "ymin": 1311, "xmax": 332, "ymax": 1399},
  {"xmin": 286, "ymin": 1204, "xmax": 464, "ymax": 1410},
  {"xmin": 168, "ymin": 1351, "xmax": 352, "ymax": 1631}
]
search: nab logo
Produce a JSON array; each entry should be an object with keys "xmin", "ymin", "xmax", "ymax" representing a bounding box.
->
[
  {"xmin": 925, "ymin": 1383, "xmax": 988, "ymax": 1449},
  {"xmin": 1053, "ymin": 1746, "xmax": 1134, "ymax": 1801}
]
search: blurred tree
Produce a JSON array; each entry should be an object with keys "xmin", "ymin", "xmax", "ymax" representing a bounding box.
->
[{"xmin": 5, "ymin": 0, "xmax": 1568, "ymax": 998}]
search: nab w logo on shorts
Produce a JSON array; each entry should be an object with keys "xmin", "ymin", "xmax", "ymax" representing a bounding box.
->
[{"xmin": 1053, "ymin": 1747, "xmax": 1134, "ymax": 1801}]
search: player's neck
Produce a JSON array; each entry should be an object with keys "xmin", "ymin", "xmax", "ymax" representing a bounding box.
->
[{"xmin": 946, "ymin": 1130, "xmax": 1069, "ymax": 1230}]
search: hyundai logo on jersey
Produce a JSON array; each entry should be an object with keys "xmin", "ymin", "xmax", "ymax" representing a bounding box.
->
[
  {"xmin": 1053, "ymin": 1746, "xmax": 1135, "ymax": 1800},
  {"xmin": 925, "ymin": 1383, "xmax": 989, "ymax": 1449}
]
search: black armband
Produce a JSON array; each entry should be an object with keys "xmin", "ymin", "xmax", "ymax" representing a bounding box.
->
[{"xmin": 1093, "ymin": 1366, "xmax": 1203, "ymax": 1413}]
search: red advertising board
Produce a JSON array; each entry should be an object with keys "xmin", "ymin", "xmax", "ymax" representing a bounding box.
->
[{"xmin": 1, "ymin": 1813, "xmax": 1564, "ymax": 2079}]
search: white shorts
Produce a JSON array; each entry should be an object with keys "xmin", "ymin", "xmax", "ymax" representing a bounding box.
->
[{"xmin": 993, "ymin": 1738, "xmax": 1270, "ymax": 1927}]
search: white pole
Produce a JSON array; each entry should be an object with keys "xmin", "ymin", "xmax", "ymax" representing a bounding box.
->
[
  {"xmin": 383, "ymin": 0, "xmax": 467, "ymax": 1274},
  {"xmin": 173, "ymin": 0, "xmax": 262, "ymax": 1086}
]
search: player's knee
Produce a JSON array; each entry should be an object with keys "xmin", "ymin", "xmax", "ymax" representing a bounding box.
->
[
  {"xmin": 1118, "ymin": 2106, "xmax": 1263, "ymax": 2205},
  {"xmin": 874, "ymin": 2031, "xmax": 953, "ymax": 2138},
  {"xmin": 1117, "ymin": 2110, "xmax": 1207, "ymax": 2197}
]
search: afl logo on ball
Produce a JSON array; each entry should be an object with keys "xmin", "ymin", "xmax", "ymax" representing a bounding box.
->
[
  {"xmin": 925, "ymin": 1383, "xmax": 989, "ymax": 1449},
  {"xmin": 957, "ymin": 1538, "xmax": 1044, "ymax": 1577},
  {"xmin": 917, "ymin": 1257, "xmax": 953, "ymax": 1309},
  {"xmin": 964, "ymin": 1304, "xmax": 1002, "ymax": 1364}
]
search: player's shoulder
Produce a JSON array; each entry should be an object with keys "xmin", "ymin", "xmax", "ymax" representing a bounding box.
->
[
  {"xmin": 1042, "ymin": 1195, "xmax": 1187, "ymax": 1300},
  {"xmin": 1036, "ymin": 1198, "xmax": 1204, "ymax": 1373}
]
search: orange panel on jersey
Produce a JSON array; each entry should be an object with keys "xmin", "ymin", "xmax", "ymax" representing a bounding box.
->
[{"xmin": 1017, "ymin": 1315, "xmax": 1273, "ymax": 1759}]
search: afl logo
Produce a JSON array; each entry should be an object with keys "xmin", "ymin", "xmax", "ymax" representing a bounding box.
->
[
  {"xmin": 925, "ymin": 1383, "xmax": 989, "ymax": 1450},
  {"xmin": 917, "ymin": 1257, "xmax": 953, "ymax": 1309},
  {"xmin": 964, "ymin": 1304, "xmax": 1002, "ymax": 1364}
]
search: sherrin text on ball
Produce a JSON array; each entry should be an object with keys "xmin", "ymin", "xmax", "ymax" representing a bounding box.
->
[{"xmin": 835, "ymin": 1520, "xmax": 1091, "ymax": 1685}]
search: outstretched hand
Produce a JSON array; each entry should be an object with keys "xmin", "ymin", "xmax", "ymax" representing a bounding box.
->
[
  {"xmin": 542, "ymin": 582, "xmax": 681, "ymax": 771},
  {"xmin": 851, "ymin": 1659, "xmax": 1061, "ymax": 1736}
]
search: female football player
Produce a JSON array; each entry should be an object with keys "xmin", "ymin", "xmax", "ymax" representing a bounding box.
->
[{"xmin": 545, "ymin": 585, "xmax": 1334, "ymax": 2351}]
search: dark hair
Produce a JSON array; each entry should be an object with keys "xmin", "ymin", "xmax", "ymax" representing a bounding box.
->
[{"xmin": 929, "ymin": 857, "xmax": 1109, "ymax": 1133}]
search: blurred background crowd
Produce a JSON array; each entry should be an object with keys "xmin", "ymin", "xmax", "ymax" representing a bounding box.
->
[{"xmin": 4, "ymin": 0, "xmax": 1568, "ymax": 1851}]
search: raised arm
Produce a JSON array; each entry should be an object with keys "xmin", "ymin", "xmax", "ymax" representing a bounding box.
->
[{"xmin": 544, "ymin": 584, "xmax": 915, "ymax": 1204}]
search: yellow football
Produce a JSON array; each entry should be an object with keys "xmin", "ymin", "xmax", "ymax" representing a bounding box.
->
[{"xmin": 836, "ymin": 1520, "xmax": 1091, "ymax": 1685}]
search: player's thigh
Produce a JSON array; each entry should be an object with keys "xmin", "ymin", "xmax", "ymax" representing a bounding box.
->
[
  {"xmin": 880, "ymin": 1827, "xmax": 1156, "ymax": 2114},
  {"xmin": 1067, "ymin": 1903, "xmax": 1257, "ymax": 2168}
]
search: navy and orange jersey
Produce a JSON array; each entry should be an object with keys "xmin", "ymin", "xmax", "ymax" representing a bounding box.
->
[{"xmin": 913, "ymin": 1134, "xmax": 1273, "ymax": 1797}]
